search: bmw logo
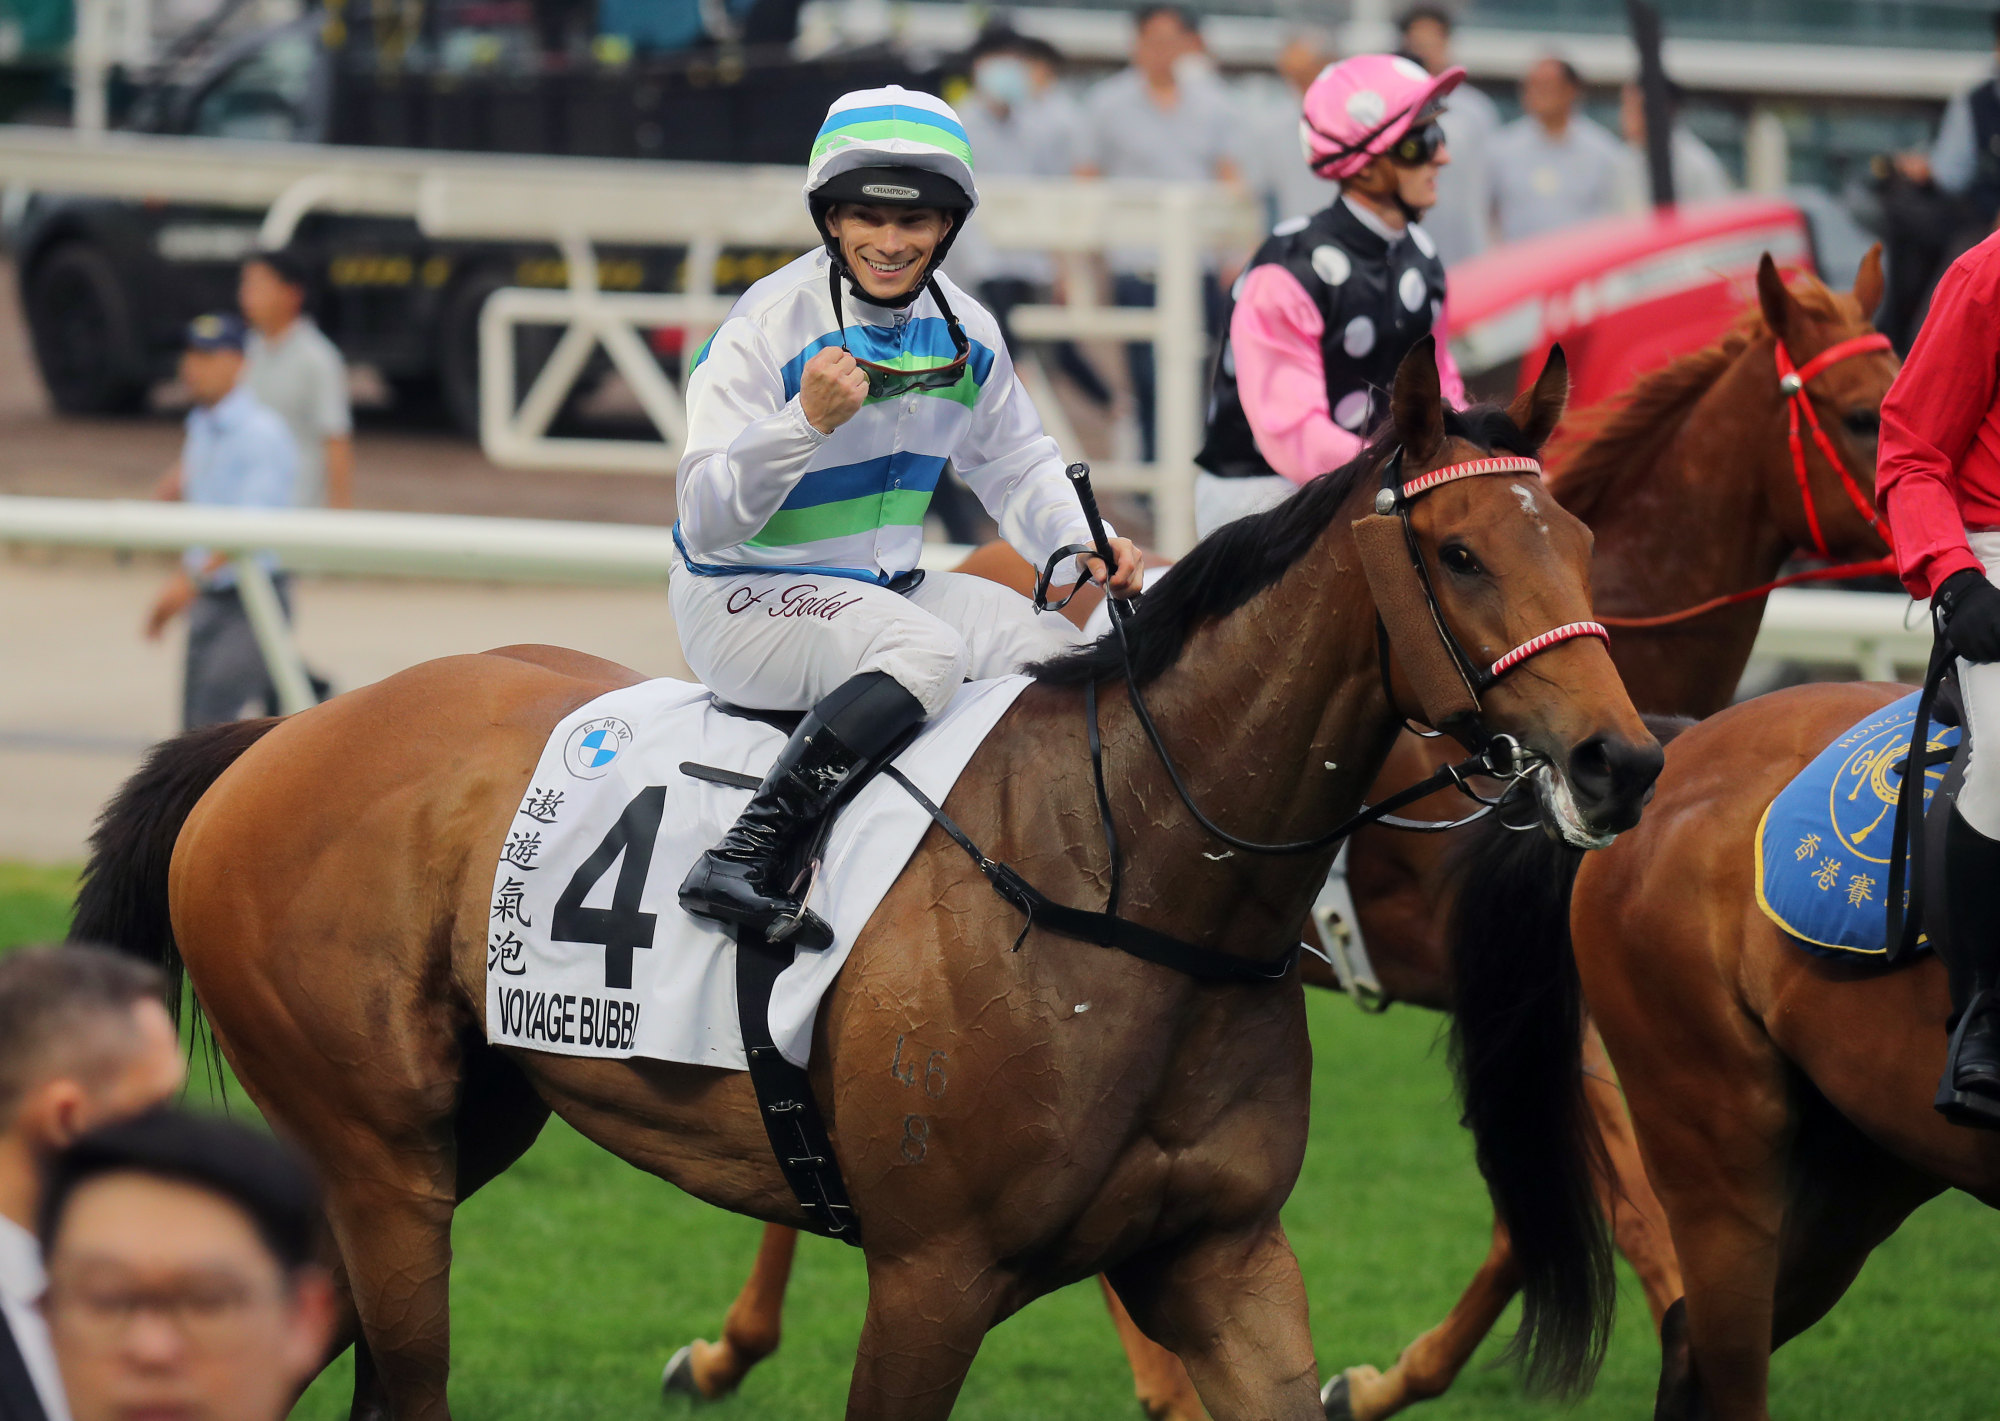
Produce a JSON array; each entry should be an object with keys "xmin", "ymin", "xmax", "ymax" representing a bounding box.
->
[{"xmin": 563, "ymin": 716, "xmax": 634, "ymax": 780}]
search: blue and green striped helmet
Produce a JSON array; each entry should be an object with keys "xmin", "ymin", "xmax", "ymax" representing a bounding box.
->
[{"xmin": 805, "ymin": 86, "xmax": 979, "ymax": 270}]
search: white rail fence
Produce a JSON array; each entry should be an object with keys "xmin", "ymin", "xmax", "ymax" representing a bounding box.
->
[
  {"xmin": 0, "ymin": 497, "xmax": 1935, "ymax": 718},
  {"xmin": 0, "ymin": 128, "xmax": 1260, "ymax": 555}
]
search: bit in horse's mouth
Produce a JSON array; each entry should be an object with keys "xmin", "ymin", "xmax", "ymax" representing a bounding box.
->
[{"xmin": 1532, "ymin": 764, "xmax": 1618, "ymax": 850}]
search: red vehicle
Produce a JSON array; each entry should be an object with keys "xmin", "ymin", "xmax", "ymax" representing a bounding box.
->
[{"xmin": 1447, "ymin": 195, "xmax": 1821, "ymax": 409}]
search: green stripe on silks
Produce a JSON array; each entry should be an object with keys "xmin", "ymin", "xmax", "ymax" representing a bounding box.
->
[
  {"xmin": 689, "ymin": 329, "xmax": 718, "ymax": 373},
  {"xmin": 862, "ymin": 366, "xmax": 981, "ymax": 411},
  {"xmin": 810, "ymin": 121, "xmax": 976, "ymax": 169},
  {"xmin": 746, "ymin": 488, "xmax": 935, "ymax": 548}
]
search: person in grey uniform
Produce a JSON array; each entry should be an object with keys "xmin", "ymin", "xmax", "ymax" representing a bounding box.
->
[
  {"xmin": 239, "ymin": 249, "xmax": 354, "ymax": 510},
  {"xmin": 1487, "ymin": 56, "xmax": 1624, "ymax": 244},
  {"xmin": 144, "ymin": 315, "xmax": 302, "ymax": 730},
  {"xmin": 1398, "ymin": 5, "xmax": 1499, "ymax": 266}
]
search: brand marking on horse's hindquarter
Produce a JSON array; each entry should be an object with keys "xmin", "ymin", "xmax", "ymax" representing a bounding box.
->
[
  {"xmin": 889, "ymin": 1036, "xmax": 947, "ymax": 1098},
  {"xmin": 901, "ymin": 1114, "xmax": 930, "ymax": 1163}
]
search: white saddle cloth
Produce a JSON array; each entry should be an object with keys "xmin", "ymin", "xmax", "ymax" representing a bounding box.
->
[{"xmin": 484, "ymin": 675, "xmax": 1032, "ymax": 1070}]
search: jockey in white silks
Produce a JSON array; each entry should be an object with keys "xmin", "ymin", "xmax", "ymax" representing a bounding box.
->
[{"xmin": 672, "ymin": 86, "xmax": 1144, "ymax": 948}]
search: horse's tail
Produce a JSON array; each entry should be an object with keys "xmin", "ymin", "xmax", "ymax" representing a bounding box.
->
[
  {"xmin": 1447, "ymin": 818, "xmax": 1609, "ymax": 1398},
  {"xmin": 71, "ymin": 719, "xmax": 280, "ymax": 1021}
]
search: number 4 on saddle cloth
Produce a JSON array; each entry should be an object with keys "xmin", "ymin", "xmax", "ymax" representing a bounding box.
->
[
  {"xmin": 483, "ymin": 674, "xmax": 1033, "ymax": 1072},
  {"xmin": 1757, "ymin": 688, "xmax": 1966, "ymax": 961}
]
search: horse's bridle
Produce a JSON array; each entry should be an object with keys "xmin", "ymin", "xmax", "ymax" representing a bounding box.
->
[
  {"xmin": 1352, "ymin": 449, "xmax": 1609, "ymax": 742},
  {"xmin": 1599, "ymin": 329, "xmax": 1897, "ymax": 630},
  {"xmin": 1033, "ymin": 452, "xmax": 1609, "ymax": 860},
  {"xmin": 1774, "ymin": 331, "xmax": 1894, "ymax": 560}
]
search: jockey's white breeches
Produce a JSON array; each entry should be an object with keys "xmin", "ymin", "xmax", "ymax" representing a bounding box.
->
[
  {"xmin": 1957, "ymin": 531, "xmax": 2000, "ymax": 836},
  {"xmin": 1960, "ymin": 536, "xmax": 2000, "ymax": 844},
  {"xmin": 670, "ymin": 561, "xmax": 1084, "ymax": 718},
  {"xmin": 1194, "ymin": 471, "xmax": 1296, "ymax": 540}
]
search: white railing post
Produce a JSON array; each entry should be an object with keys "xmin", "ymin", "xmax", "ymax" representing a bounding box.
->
[
  {"xmin": 73, "ymin": 0, "xmax": 110, "ymax": 136},
  {"xmin": 1745, "ymin": 106, "xmax": 1790, "ymax": 194},
  {"xmin": 1151, "ymin": 185, "xmax": 1203, "ymax": 558},
  {"xmin": 231, "ymin": 558, "xmax": 316, "ymax": 714}
]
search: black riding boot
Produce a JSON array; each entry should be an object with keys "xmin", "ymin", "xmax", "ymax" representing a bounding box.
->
[
  {"xmin": 1936, "ymin": 807, "xmax": 2000, "ymax": 1126},
  {"xmin": 679, "ymin": 671, "xmax": 925, "ymax": 950}
]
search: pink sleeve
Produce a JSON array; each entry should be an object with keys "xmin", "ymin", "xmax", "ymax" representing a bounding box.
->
[
  {"xmin": 1231, "ymin": 265, "xmax": 1364, "ymax": 485},
  {"xmin": 1432, "ymin": 302, "xmax": 1467, "ymax": 407}
]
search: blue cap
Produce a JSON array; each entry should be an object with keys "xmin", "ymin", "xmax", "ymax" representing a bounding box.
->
[{"xmin": 183, "ymin": 313, "xmax": 247, "ymax": 352}]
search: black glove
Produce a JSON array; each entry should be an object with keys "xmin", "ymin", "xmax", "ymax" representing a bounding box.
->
[{"xmin": 1938, "ymin": 568, "xmax": 2000, "ymax": 663}]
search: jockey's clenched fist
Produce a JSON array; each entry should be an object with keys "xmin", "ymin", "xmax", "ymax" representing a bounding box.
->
[{"xmin": 801, "ymin": 348, "xmax": 870, "ymax": 435}]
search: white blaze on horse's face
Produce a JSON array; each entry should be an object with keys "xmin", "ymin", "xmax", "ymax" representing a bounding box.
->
[{"xmin": 1511, "ymin": 482, "xmax": 1551, "ymax": 535}]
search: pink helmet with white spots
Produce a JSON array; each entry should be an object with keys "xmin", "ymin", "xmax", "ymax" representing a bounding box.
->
[{"xmin": 1300, "ymin": 53, "xmax": 1463, "ymax": 182}]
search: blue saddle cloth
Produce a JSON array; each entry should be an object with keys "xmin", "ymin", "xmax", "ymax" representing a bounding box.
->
[{"xmin": 1756, "ymin": 691, "xmax": 1957, "ymax": 961}]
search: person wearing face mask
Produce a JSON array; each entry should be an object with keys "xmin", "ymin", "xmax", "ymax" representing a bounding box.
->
[
  {"xmin": 671, "ymin": 87, "xmax": 1144, "ymax": 946},
  {"xmin": 951, "ymin": 27, "xmax": 1078, "ymax": 320},
  {"xmin": 1195, "ymin": 54, "xmax": 1466, "ymax": 536},
  {"xmin": 936, "ymin": 29, "xmax": 1092, "ymax": 543}
]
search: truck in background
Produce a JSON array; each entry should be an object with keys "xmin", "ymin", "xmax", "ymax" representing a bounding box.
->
[{"xmin": 8, "ymin": 5, "xmax": 931, "ymax": 428}]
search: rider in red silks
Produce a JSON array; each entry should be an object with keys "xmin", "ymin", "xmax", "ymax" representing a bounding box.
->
[
  {"xmin": 1195, "ymin": 53, "xmax": 1466, "ymax": 538},
  {"xmin": 1880, "ymin": 228, "xmax": 2000, "ymax": 1123}
]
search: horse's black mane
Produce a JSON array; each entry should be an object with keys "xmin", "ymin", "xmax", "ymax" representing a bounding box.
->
[{"xmin": 1032, "ymin": 403, "xmax": 1537, "ymax": 688}]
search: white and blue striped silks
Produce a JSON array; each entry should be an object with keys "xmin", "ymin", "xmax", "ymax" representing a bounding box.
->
[{"xmin": 673, "ymin": 248, "xmax": 1102, "ymax": 583}]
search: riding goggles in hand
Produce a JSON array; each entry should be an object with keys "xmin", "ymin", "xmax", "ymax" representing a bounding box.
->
[
  {"xmin": 1386, "ymin": 122, "xmax": 1445, "ymax": 168},
  {"xmin": 844, "ymin": 320, "xmax": 971, "ymax": 398}
]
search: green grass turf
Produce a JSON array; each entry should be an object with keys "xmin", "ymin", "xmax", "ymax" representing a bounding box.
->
[{"xmin": 5, "ymin": 868, "xmax": 1993, "ymax": 1417}]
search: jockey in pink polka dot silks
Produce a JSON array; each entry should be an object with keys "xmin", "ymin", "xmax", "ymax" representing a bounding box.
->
[{"xmin": 1195, "ymin": 54, "xmax": 1468, "ymax": 537}]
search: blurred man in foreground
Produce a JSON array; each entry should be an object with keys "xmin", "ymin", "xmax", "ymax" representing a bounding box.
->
[
  {"xmin": 144, "ymin": 315, "xmax": 301, "ymax": 730},
  {"xmin": 1397, "ymin": 4, "xmax": 1498, "ymax": 264},
  {"xmin": 0, "ymin": 945, "xmax": 181, "ymax": 1421},
  {"xmin": 238, "ymin": 250, "xmax": 354, "ymax": 511},
  {"xmin": 1487, "ymin": 55, "xmax": 1623, "ymax": 243},
  {"xmin": 39, "ymin": 1111, "xmax": 334, "ymax": 1421}
]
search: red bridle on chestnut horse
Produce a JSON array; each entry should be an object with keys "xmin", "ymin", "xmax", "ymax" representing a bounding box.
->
[{"xmin": 1599, "ymin": 331, "xmax": 1896, "ymax": 630}]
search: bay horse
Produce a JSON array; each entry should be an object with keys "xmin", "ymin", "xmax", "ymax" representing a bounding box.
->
[
  {"xmin": 72, "ymin": 346, "xmax": 1661, "ymax": 1421},
  {"xmin": 1453, "ymin": 678, "xmax": 2000, "ymax": 1420},
  {"xmin": 668, "ymin": 252, "xmax": 1898, "ymax": 1421}
]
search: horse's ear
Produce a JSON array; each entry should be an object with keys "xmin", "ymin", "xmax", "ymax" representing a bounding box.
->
[
  {"xmin": 1756, "ymin": 252, "xmax": 1794, "ymax": 340},
  {"xmin": 1506, "ymin": 345, "xmax": 1569, "ymax": 451},
  {"xmin": 1391, "ymin": 335, "xmax": 1446, "ymax": 463},
  {"xmin": 1853, "ymin": 242, "xmax": 1885, "ymax": 319}
]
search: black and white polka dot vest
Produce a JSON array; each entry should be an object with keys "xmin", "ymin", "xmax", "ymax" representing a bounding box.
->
[{"xmin": 1197, "ymin": 199, "xmax": 1448, "ymax": 480}]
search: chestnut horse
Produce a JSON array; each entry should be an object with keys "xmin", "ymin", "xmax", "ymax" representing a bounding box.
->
[
  {"xmin": 1455, "ymin": 679, "xmax": 2000, "ymax": 1421},
  {"xmin": 73, "ymin": 349, "xmax": 1660, "ymax": 1420},
  {"xmin": 670, "ymin": 253, "xmax": 1898, "ymax": 1421},
  {"xmin": 1318, "ymin": 248, "xmax": 1898, "ymax": 1421}
]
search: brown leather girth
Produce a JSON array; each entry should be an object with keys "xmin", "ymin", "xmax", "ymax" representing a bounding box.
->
[{"xmin": 1351, "ymin": 513, "xmax": 1480, "ymax": 728}]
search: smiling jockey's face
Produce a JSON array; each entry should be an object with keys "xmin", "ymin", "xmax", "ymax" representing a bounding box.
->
[{"xmin": 827, "ymin": 203, "xmax": 954, "ymax": 302}]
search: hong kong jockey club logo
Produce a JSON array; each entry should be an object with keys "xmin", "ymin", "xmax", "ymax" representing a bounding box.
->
[{"xmin": 563, "ymin": 716, "xmax": 634, "ymax": 780}]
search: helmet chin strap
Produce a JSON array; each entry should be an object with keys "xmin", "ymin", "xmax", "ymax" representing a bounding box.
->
[
  {"xmin": 1342, "ymin": 168, "xmax": 1426, "ymax": 231},
  {"xmin": 834, "ymin": 253, "xmax": 934, "ymax": 311}
]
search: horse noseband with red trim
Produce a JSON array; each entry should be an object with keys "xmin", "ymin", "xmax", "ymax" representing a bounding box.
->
[{"xmin": 1352, "ymin": 449, "xmax": 1609, "ymax": 741}]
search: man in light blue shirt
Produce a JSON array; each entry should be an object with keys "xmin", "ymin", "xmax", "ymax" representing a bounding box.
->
[
  {"xmin": 1487, "ymin": 56, "xmax": 1625, "ymax": 245},
  {"xmin": 144, "ymin": 314, "xmax": 302, "ymax": 729}
]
